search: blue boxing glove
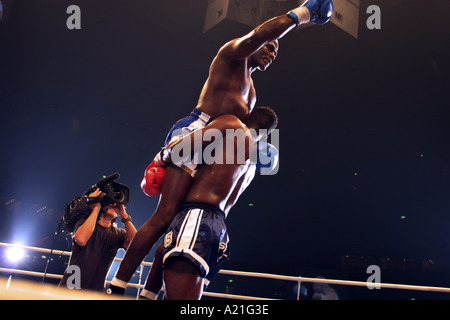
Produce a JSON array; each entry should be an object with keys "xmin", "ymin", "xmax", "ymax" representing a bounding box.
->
[
  {"xmin": 301, "ymin": 0, "xmax": 334, "ymax": 25},
  {"xmin": 256, "ymin": 141, "xmax": 279, "ymax": 175}
]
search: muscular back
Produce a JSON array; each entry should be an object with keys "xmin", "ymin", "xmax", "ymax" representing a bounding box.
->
[{"xmin": 184, "ymin": 123, "xmax": 257, "ymax": 217}]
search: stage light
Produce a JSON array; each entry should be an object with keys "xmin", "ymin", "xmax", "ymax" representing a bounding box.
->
[{"xmin": 6, "ymin": 245, "xmax": 25, "ymax": 263}]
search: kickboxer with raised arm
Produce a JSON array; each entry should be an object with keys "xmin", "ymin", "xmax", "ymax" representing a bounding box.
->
[{"xmin": 108, "ymin": 0, "xmax": 333, "ymax": 294}]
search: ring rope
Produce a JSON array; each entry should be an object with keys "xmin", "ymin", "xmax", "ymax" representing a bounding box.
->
[{"xmin": 2, "ymin": 242, "xmax": 450, "ymax": 299}]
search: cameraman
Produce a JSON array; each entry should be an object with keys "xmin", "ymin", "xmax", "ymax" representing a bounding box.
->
[{"xmin": 59, "ymin": 188, "xmax": 137, "ymax": 292}]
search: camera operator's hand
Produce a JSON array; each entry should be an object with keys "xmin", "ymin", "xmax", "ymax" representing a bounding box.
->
[
  {"xmin": 88, "ymin": 188, "xmax": 102, "ymax": 210},
  {"xmin": 111, "ymin": 203, "xmax": 136, "ymax": 249},
  {"xmin": 111, "ymin": 203, "xmax": 128, "ymax": 220}
]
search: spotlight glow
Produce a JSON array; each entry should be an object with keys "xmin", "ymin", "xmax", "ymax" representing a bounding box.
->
[{"xmin": 6, "ymin": 245, "xmax": 25, "ymax": 263}]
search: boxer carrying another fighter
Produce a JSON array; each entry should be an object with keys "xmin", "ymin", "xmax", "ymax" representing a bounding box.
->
[
  {"xmin": 141, "ymin": 106, "xmax": 278, "ymax": 299},
  {"xmin": 109, "ymin": 0, "xmax": 333, "ymax": 294}
]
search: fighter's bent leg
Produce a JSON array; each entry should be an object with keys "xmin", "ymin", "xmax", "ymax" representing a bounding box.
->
[
  {"xmin": 163, "ymin": 257, "xmax": 204, "ymax": 300},
  {"xmin": 111, "ymin": 164, "xmax": 192, "ymax": 290},
  {"xmin": 140, "ymin": 242, "xmax": 164, "ymax": 299}
]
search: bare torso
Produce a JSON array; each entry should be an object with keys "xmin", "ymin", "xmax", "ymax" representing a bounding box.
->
[
  {"xmin": 183, "ymin": 27, "xmax": 283, "ymax": 214},
  {"xmin": 195, "ymin": 44, "xmax": 256, "ymax": 122},
  {"xmin": 184, "ymin": 122, "xmax": 257, "ymax": 216}
]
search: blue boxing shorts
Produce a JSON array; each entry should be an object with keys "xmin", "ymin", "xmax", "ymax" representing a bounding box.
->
[
  {"xmin": 164, "ymin": 108, "xmax": 212, "ymax": 146},
  {"xmin": 162, "ymin": 202, "xmax": 230, "ymax": 287},
  {"xmin": 163, "ymin": 109, "xmax": 213, "ymax": 177}
]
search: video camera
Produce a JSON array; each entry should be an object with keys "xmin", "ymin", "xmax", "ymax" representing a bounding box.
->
[{"xmin": 63, "ymin": 173, "xmax": 130, "ymax": 233}]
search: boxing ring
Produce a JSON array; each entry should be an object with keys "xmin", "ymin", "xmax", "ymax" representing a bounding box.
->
[{"xmin": 1, "ymin": 242, "xmax": 450, "ymax": 300}]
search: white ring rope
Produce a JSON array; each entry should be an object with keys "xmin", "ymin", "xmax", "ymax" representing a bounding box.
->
[{"xmin": 1, "ymin": 242, "xmax": 450, "ymax": 299}]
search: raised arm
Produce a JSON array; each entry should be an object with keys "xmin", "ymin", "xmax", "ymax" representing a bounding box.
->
[
  {"xmin": 218, "ymin": 13, "xmax": 300, "ymax": 61},
  {"xmin": 217, "ymin": 0, "xmax": 333, "ymax": 61},
  {"xmin": 114, "ymin": 204, "xmax": 137, "ymax": 249},
  {"xmin": 73, "ymin": 189, "xmax": 102, "ymax": 247}
]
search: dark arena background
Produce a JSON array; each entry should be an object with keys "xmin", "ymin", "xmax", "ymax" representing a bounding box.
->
[{"xmin": 0, "ymin": 0, "xmax": 450, "ymax": 303}]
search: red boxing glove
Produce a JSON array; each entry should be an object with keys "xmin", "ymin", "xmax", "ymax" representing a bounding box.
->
[{"xmin": 141, "ymin": 165, "xmax": 166, "ymax": 197}]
